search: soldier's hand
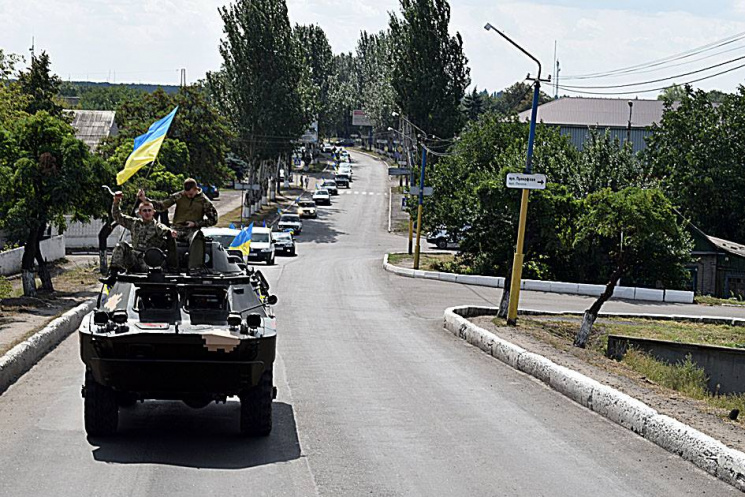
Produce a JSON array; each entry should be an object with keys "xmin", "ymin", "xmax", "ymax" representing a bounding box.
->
[
  {"xmin": 113, "ymin": 191, "xmax": 123, "ymax": 202},
  {"xmin": 170, "ymin": 230, "xmax": 178, "ymax": 238},
  {"xmin": 186, "ymin": 221, "xmax": 197, "ymax": 228},
  {"xmin": 137, "ymin": 189, "xmax": 146, "ymax": 201}
]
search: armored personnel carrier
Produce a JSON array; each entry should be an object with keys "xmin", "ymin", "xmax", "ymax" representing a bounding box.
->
[{"xmin": 79, "ymin": 239, "xmax": 278, "ymax": 437}]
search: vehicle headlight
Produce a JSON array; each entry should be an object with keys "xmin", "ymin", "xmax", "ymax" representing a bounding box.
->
[{"xmin": 262, "ymin": 248, "xmax": 272, "ymax": 252}]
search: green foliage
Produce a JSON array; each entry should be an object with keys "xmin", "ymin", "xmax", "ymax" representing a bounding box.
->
[
  {"xmin": 59, "ymin": 82, "xmax": 144, "ymax": 110},
  {"xmin": 0, "ymin": 50, "xmax": 29, "ymax": 126},
  {"xmin": 357, "ymin": 30, "xmax": 397, "ymax": 133},
  {"xmin": 16, "ymin": 52, "xmax": 63, "ymax": 117},
  {"xmin": 389, "ymin": 0, "xmax": 470, "ymax": 139},
  {"xmin": 208, "ymin": 0, "xmax": 306, "ymax": 161},
  {"xmin": 0, "ymin": 111, "xmax": 114, "ymax": 241},
  {"xmin": 647, "ymin": 85, "xmax": 745, "ymax": 242},
  {"xmin": 294, "ymin": 24, "xmax": 333, "ymax": 134},
  {"xmin": 326, "ymin": 53, "xmax": 361, "ymax": 137},
  {"xmin": 574, "ymin": 187, "xmax": 692, "ymax": 288},
  {"xmin": 623, "ymin": 350, "xmax": 708, "ymax": 398},
  {"xmin": 462, "ymin": 87, "xmax": 484, "ymax": 122},
  {"xmin": 0, "ymin": 276, "xmax": 11, "ymax": 299},
  {"xmin": 101, "ymin": 85, "xmax": 232, "ymax": 186},
  {"xmin": 487, "ymin": 82, "xmax": 552, "ymax": 116}
]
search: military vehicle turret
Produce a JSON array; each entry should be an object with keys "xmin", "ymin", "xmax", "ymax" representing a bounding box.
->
[{"xmin": 79, "ymin": 239, "xmax": 278, "ymax": 437}]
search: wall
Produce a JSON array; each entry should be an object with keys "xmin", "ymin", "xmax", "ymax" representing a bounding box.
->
[
  {"xmin": 0, "ymin": 235, "xmax": 66, "ymax": 276},
  {"xmin": 559, "ymin": 126, "xmax": 652, "ymax": 154},
  {"xmin": 607, "ymin": 335, "xmax": 745, "ymax": 395},
  {"xmin": 50, "ymin": 219, "xmax": 127, "ymax": 250}
]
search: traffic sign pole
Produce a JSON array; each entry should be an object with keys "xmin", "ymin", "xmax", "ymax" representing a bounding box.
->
[{"xmin": 413, "ymin": 147, "xmax": 427, "ymax": 270}]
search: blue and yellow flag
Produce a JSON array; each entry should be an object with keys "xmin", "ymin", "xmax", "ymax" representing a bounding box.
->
[
  {"xmin": 116, "ymin": 107, "xmax": 178, "ymax": 185},
  {"xmin": 229, "ymin": 223, "xmax": 253, "ymax": 256}
]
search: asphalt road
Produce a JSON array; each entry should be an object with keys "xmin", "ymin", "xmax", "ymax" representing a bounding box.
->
[{"xmin": 0, "ymin": 151, "xmax": 739, "ymax": 496}]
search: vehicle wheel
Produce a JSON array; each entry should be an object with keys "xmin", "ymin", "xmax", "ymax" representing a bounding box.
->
[
  {"xmin": 240, "ymin": 369, "xmax": 273, "ymax": 436},
  {"xmin": 84, "ymin": 371, "xmax": 118, "ymax": 436},
  {"xmin": 437, "ymin": 239, "xmax": 448, "ymax": 249},
  {"xmin": 267, "ymin": 255, "xmax": 275, "ymax": 266}
]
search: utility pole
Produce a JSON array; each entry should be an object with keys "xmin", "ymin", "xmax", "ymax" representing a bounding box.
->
[
  {"xmin": 626, "ymin": 100, "xmax": 633, "ymax": 146},
  {"xmin": 485, "ymin": 23, "xmax": 550, "ymax": 326},
  {"xmin": 413, "ymin": 146, "xmax": 427, "ymax": 269}
]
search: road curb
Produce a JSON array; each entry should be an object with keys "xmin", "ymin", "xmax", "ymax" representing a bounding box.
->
[
  {"xmin": 0, "ymin": 299, "xmax": 95, "ymax": 394},
  {"xmin": 444, "ymin": 305, "xmax": 745, "ymax": 492},
  {"xmin": 383, "ymin": 254, "xmax": 696, "ymax": 304}
]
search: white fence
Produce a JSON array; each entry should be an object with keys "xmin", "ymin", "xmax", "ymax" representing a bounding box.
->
[
  {"xmin": 0, "ymin": 235, "xmax": 66, "ymax": 276},
  {"xmin": 50, "ymin": 218, "xmax": 128, "ymax": 250}
]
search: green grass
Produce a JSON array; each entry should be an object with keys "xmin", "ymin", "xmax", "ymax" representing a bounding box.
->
[
  {"xmin": 601, "ymin": 318, "xmax": 745, "ymax": 349},
  {"xmin": 387, "ymin": 252, "xmax": 455, "ymax": 271},
  {"xmin": 696, "ymin": 295, "xmax": 745, "ymax": 307},
  {"xmin": 0, "ymin": 277, "xmax": 11, "ymax": 299},
  {"xmin": 622, "ymin": 349, "xmax": 745, "ymax": 418}
]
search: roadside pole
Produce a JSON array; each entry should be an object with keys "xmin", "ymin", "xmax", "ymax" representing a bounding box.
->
[
  {"xmin": 485, "ymin": 23, "xmax": 550, "ymax": 326},
  {"xmin": 413, "ymin": 147, "xmax": 427, "ymax": 269}
]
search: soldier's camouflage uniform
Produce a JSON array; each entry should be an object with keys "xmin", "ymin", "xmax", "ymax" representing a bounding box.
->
[
  {"xmin": 150, "ymin": 189, "xmax": 218, "ymax": 241},
  {"xmin": 110, "ymin": 201, "xmax": 172, "ymax": 273},
  {"xmin": 148, "ymin": 189, "xmax": 218, "ymax": 271}
]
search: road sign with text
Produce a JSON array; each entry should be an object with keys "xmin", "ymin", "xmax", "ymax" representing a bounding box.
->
[
  {"xmin": 388, "ymin": 167, "xmax": 411, "ymax": 176},
  {"xmin": 506, "ymin": 173, "xmax": 547, "ymax": 190},
  {"xmin": 409, "ymin": 186, "xmax": 433, "ymax": 196}
]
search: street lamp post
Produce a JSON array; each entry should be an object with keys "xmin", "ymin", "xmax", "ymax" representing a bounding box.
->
[{"xmin": 484, "ymin": 23, "xmax": 549, "ymax": 326}]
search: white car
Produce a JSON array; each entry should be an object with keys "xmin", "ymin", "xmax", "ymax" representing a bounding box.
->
[
  {"xmin": 247, "ymin": 227, "xmax": 275, "ymax": 265},
  {"xmin": 312, "ymin": 188, "xmax": 331, "ymax": 205},
  {"xmin": 202, "ymin": 227, "xmax": 241, "ymax": 251},
  {"xmin": 320, "ymin": 179, "xmax": 338, "ymax": 195}
]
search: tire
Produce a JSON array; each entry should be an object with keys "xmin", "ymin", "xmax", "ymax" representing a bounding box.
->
[
  {"xmin": 437, "ymin": 239, "xmax": 447, "ymax": 249},
  {"xmin": 240, "ymin": 369, "xmax": 273, "ymax": 436},
  {"xmin": 84, "ymin": 371, "xmax": 119, "ymax": 437}
]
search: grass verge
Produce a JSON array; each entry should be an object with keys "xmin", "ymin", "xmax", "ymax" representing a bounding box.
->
[
  {"xmin": 387, "ymin": 252, "xmax": 455, "ymax": 271},
  {"xmin": 512, "ymin": 316, "xmax": 745, "ymax": 422},
  {"xmin": 696, "ymin": 295, "xmax": 745, "ymax": 307}
]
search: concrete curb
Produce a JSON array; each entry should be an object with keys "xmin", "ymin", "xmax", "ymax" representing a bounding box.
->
[
  {"xmin": 0, "ymin": 299, "xmax": 95, "ymax": 394},
  {"xmin": 383, "ymin": 254, "xmax": 695, "ymax": 304},
  {"xmin": 444, "ymin": 305, "xmax": 745, "ymax": 492}
]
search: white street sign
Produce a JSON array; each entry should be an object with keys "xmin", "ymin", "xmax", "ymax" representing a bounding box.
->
[
  {"xmin": 409, "ymin": 186, "xmax": 433, "ymax": 196},
  {"xmin": 506, "ymin": 173, "xmax": 547, "ymax": 190}
]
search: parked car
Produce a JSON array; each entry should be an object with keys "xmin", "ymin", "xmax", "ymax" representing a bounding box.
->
[
  {"xmin": 312, "ymin": 189, "xmax": 331, "ymax": 205},
  {"xmin": 247, "ymin": 227, "xmax": 275, "ymax": 265},
  {"xmin": 338, "ymin": 164, "xmax": 353, "ymax": 179},
  {"xmin": 199, "ymin": 184, "xmax": 220, "ymax": 200},
  {"xmin": 322, "ymin": 142, "xmax": 334, "ymax": 153},
  {"xmin": 297, "ymin": 199, "xmax": 317, "ymax": 218},
  {"xmin": 334, "ymin": 174, "xmax": 350, "ymax": 188},
  {"xmin": 426, "ymin": 228, "xmax": 462, "ymax": 249},
  {"xmin": 273, "ymin": 231, "xmax": 296, "ymax": 256},
  {"xmin": 277, "ymin": 213, "xmax": 303, "ymax": 235},
  {"xmin": 320, "ymin": 179, "xmax": 338, "ymax": 195}
]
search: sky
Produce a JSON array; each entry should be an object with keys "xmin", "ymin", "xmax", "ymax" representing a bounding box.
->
[{"xmin": 2, "ymin": 0, "xmax": 745, "ymax": 99}]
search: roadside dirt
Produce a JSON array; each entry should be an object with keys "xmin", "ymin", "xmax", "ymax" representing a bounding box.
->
[{"xmin": 470, "ymin": 315, "xmax": 745, "ymax": 453}]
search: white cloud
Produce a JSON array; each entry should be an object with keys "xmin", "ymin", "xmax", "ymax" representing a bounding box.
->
[{"xmin": 1, "ymin": 0, "xmax": 745, "ymax": 98}]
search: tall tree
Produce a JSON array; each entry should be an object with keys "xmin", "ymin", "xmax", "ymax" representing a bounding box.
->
[
  {"xmin": 462, "ymin": 87, "xmax": 484, "ymax": 121},
  {"xmin": 647, "ymin": 85, "xmax": 745, "ymax": 242},
  {"xmin": 357, "ymin": 30, "xmax": 397, "ymax": 132},
  {"xmin": 294, "ymin": 24, "xmax": 333, "ymax": 136},
  {"xmin": 389, "ymin": 0, "xmax": 470, "ymax": 139},
  {"xmin": 326, "ymin": 53, "xmax": 361, "ymax": 137},
  {"xmin": 208, "ymin": 0, "xmax": 305, "ymax": 162},
  {"xmin": 0, "ymin": 112, "xmax": 113, "ymax": 296},
  {"xmin": 17, "ymin": 52, "xmax": 63, "ymax": 117},
  {"xmin": 572, "ymin": 187, "xmax": 691, "ymax": 347}
]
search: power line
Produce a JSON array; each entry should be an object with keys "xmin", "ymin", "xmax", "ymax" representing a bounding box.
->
[
  {"xmin": 557, "ymin": 60, "xmax": 745, "ymax": 96},
  {"xmin": 563, "ymin": 30, "xmax": 745, "ymax": 80},
  {"xmin": 560, "ymin": 53, "xmax": 745, "ymax": 90}
]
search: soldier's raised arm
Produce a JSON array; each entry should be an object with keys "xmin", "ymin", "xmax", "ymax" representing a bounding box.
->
[
  {"xmin": 112, "ymin": 192, "xmax": 135, "ymax": 231},
  {"xmin": 140, "ymin": 189, "xmax": 182, "ymax": 212}
]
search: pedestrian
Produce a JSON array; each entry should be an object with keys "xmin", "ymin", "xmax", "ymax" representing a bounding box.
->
[{"xmin": 304, "ymin": 176, "xmax": 309, "ymax": 189}]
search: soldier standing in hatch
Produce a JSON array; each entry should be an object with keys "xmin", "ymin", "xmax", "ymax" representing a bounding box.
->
[
  {"xmin": 138, "ymin": 178, "xmax": 218, "ymax": 272},
  {"xmin": 110, "ymin": 192, "xmax": 176, "ymax": 273}
]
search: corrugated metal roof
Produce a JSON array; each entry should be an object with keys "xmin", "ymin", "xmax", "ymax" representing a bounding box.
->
[
  {"xmin": 69, "ymin": 110, "xmax": 118, "ymax": 150},
  {"xmin": 517, "ymin": 97, "xmax": 668, "ymax": 128},
  {"xmin": 707, "ymin": 235, "xmax": 745, "ymax": 259}
]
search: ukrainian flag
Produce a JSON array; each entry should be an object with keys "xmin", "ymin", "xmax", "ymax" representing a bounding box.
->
[
  {"xmin": 116, "ymin": 106, "xmax": 179, "ymax": 185},
  {"xmin": 229, "ymin": 223, "xmax": 253, "ymax": 256}
]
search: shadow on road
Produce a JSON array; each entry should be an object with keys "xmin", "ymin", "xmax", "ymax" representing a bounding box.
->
[{"xmin": 88, "ymin": 401, "xmax": 301, "ymax": 469}]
